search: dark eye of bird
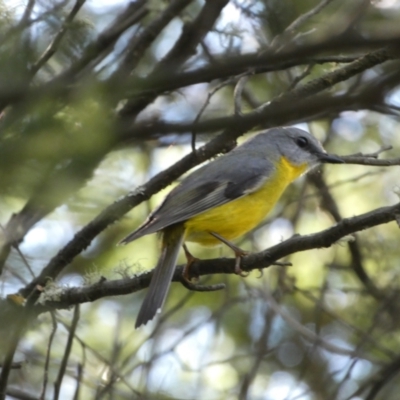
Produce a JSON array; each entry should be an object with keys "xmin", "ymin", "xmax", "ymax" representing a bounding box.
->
[{"xmin": 296, "ymin": 136, "xmax": 308, "ymax": 148}]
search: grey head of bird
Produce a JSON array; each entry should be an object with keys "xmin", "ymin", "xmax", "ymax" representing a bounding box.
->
[{"xmin": 240, "ymin": 127, "xmax": 343, "ymax": 169}]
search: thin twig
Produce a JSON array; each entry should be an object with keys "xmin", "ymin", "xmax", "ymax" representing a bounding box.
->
[
  {"xmin": 52, "ymin": 0, "xmax": 149, "ymax": 84},
  {"xmin": 116, "ymin": 0, "xmax": 192, "ymax": 76},
  {"xmin": 342, "ymin": 155, "xmax": 400, "ymax": 166},
  {"xmin": 72, "ymin": 363, "xmax": 82, "ymax": 400},
  {"xmin": 307, "ymin": 170, "xmax": 383, "ymax": 300},
  {"xmin": 234, "ymin": 75, "xmax": 250, "ymax": 115},
  {"xmin": 262, "ymin": 285, "xmax": 361, "ymax": 357},
  {"xmin": 191, "ymin": 76, "xmax": 241, "ymax": 151},
  {"xmin": 31, "ymin": 0, "xmax": 86, "ymax": 75},
  {"xmin": 40, "ymin": 312, "xmax": 57, "ymax": 400},
  {"xmin": 239, "ymin": 285, "xmax": 275, "ymax": 399},
  {"xmin": 53, "ymin": 305, "xmax": 80, "ymax": 400},
  {"xmin": 288, "ymin": 63, "xmax": 315, "ymax": 90},
  {"xmin": 58, "ymin": 322, "xmax": 140, "ymax": 396},
  {"xmin": 119, "ymin": 0, "xmax": 230, "ymax": 118},
  {"xmin": 285, "ymin": 0, "xmax": 336, "ymax": 36}
]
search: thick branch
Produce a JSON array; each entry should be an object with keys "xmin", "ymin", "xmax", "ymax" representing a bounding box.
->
[
  {"xmin": 37, "ymin": 202, "xmax": 400, "ymax": 310},
  {"xmin": 121, "ymin": 47, "xmax": 398, "ymax": 140},
  {"xmin": 120, "ymin": 45, "xmax": 396, "ymax": 112}
]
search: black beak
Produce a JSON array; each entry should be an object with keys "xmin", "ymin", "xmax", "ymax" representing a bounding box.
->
[{"xmin": 319, "ymin": 153, "xmax": 344, "ymax": 164}]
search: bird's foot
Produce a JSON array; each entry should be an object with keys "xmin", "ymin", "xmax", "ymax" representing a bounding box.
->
[
  {"xmin": 233, "ymin": 248, "xmax": 249, "ymax": 277},
  {"xmin": 182, "ymin": 243, "xmax": 199, "ymax": 283},
  {"xmin": 209, "ymin": 231, "xmax": 249, "ymax": 277},
  {"xmin": 181, "ymin": 244, "xmax": 225, "ymax": 292}
]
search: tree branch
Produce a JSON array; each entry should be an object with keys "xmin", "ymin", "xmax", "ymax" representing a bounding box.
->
[
  {"xmin": 36, "ymin": 201, "xmax": 400, "ymax": 311},
  {"xmin": 308, "ymin": 170, "xmax": 384, "ymax": 301},
  {"xmin": 30, "ymin": 0, "xmax": 86, "ymax": 76},
  {"xmin": 119, "ymin": 0, "xmax": 230, "ymax": 117},
  {"xmin": 119, "ymin": 45, "xmax": 396, "ymax": 112},
  {"xmin": 116, "ymin": 0, "xmax": 193, "ymax": 76},
  {"xmin": 121, "ymin": 47, "xmax": 398, "ymax": 140}
]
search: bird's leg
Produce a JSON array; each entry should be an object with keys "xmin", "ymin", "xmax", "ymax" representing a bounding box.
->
[
  {"xmin": 209, "ymin": 231, "xmax": 249, "ymax": 277},
  {"xmin": 181, "ymin": 244, "xmax": 225, "ymax": 293},
  {"xmin": 182, "ymin": 243, "xmax": 198, "ymax": 282}
]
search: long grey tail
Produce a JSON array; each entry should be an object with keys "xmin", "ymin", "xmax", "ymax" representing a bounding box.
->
[{"xmin": 135, "ymin": 225, "xmax": 185, "ymax": 328}]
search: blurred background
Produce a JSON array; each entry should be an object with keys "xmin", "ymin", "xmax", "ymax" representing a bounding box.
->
[{"xmin": 1, "ymin": 0, "xmax": 400, "ymax": 399}]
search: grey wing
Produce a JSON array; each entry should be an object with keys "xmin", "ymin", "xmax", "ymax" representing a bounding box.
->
[{"xmin": 120, "ymin": 156, "xmax": 273, "ymax": 244}]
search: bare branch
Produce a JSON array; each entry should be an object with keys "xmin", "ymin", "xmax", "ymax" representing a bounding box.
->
[
  {"xmin": 18, "ymin": 0, "xmax": 36, "ymax": 28},
  {"xmin": 271, "ymin": 0, "xmax": 336, "ymax": 48},
  {"xmin": 40, "ymin": 313, "xmax": 57, "ymax": 400},
  {"xmin": 53, "ymin": 0, "xmax": 149, "ymax": 84},
  {"xmin": 36, "ymin": 201, "xmax": 400, "ymax": 310},
  {"xmin": 119, "ymin": 0, "xmax": 230, "ymax": 117},
  {"xmin": 308, "ymin": 170, "xmax": 383, "ymax": 301},
  {"xmin": 341, "ymin": 154, "xmax": 400, "ymax": 166},
  {"xmin": 116, "ymin": 0, "xmax": 193, "ymax": 76},
  {"xmin": 53, "ymin": 306, "xmax": 80, "ymax": 400},
  {"xmin": 31, "ymin": 0, "xmax": 86, "ymax": 76},
  {"xmin": 123, "ymin": 47, "xmax": 397, "ymax": 139}
]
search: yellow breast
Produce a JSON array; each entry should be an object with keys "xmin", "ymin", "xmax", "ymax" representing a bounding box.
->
[{"xmin": 184, "ymin": 157, "xmax": 306, "ymax": 246}]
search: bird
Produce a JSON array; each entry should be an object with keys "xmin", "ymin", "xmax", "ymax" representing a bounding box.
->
[{"xmin": 120, "ymin": 126, "xmax": 344, "ymax": 328}]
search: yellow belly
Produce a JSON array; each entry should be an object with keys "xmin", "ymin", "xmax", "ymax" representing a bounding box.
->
[{"xmin": 184, "ymin": 157, "xmax": 306, "ymax": 246}]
